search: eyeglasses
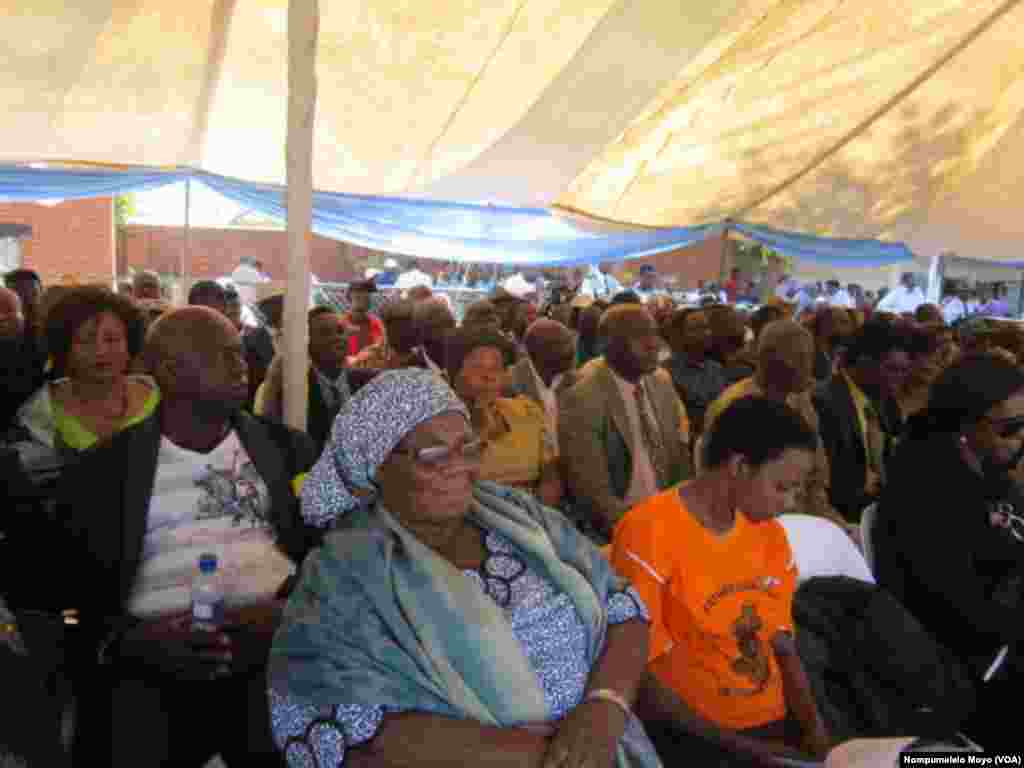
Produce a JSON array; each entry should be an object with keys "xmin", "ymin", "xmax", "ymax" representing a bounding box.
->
[
  {"xmin": 988, "ymin": 501, "xmax": 1024, "ymax": 543},
  {"xmin": 392, "ymin": 437, "xmax": 484, "ymax": 468}
]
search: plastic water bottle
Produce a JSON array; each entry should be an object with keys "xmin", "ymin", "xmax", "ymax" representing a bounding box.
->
[{"xmin": 191, "ymin": 553, "xmax": 224, "ymax": 632}]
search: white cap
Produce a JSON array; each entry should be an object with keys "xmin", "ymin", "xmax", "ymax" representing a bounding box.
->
[
  {"xmin": 395, "ymin": 270, "xmax": 433, "ymax": 290},
  {"xmin": 384, "ymin": 258, "xmax": 399, "ymax": 269},
  {"xmin": 501, "ymin": 273, "xmax": 535, "ymax": 299}
]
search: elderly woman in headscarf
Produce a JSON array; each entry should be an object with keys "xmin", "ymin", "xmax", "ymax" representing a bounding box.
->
[
  {"xmin": 268, "ymin": 369, "xmax": 660, "ymax": 768},
  {"xmin": 703, "ymin": 319, "xmax": 850, "ymax": 531},
  {"xmin": 445, "ymin": 326, "xmax": 564, "ymax": 508}
]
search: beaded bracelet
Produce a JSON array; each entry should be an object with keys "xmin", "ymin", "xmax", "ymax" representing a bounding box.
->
[{"xmin": 585, "ymin": 688, "xmax": 632, "ymax": 718}]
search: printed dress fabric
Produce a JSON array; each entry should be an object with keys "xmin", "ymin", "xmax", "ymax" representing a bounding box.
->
[{"xmin": 269, "ymin": 527, "xmax": 648, "ymax": 767}]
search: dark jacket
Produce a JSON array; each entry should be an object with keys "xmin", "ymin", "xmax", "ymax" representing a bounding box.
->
[
  {"xmin": 242, "ymin": 325, "xmax": 276, "ymax": 409},
  {"xmin": 794, "ymin": 576, "xmax": 976, "ymax": 743},
  {"xmin": 0, "ymin": 334, "xmax": 46, "ymax": 432},
  {"xmin": 875, "ymin": 435, "xmax": 1024, "ymax": 663},
  {"xmin": 260, "ymin": 361, "xmax": 380, "ymax": 453},
  {"xmin": 813, "ymin": 348, "xmax": 832, "ymax": 382},
  {"xmin": 813, "ymin": 373, "xmax": 902, "ymax": 522},
  {"xmin": 53, "ymin": 408, "xmax": 320, "ymax": 653},
  {"xmin": 662, "ymin": 353, "xmax": 727, "ymax": 436}
]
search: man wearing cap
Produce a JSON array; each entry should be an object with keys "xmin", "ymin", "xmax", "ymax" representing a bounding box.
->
[
  {"xmin": 396, "ymin": 259, "xmax": 435, "ymax": 292},
  {"xmin": 374, "ymin": 258, "xmax": 400, "ymax": 287},
  {"xmin": 341, "ymin": 279, "xmax": 384, "ymax": 359}
]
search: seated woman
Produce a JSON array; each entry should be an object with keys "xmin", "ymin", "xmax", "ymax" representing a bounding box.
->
[
  {"xmin": 874, "ymin": 353, "xmax": 1024, "ymax": 750},
  {"xmin": 16, "ymin": 286, "xmax": 158, "ymax": 455},
  {"xmin": 445, "ymin": 327, "xmax": 563, "ymax": 508},
  {"xmin": 268, "ymin": 369, "xmax": 659, "ymax": 768},
  {"xmin": 611, "ymin": 396, "xmax": 830, "ymax": 760}
]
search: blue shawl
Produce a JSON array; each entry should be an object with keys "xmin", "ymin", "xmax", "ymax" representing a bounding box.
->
[{"xmin": 270, "ymin": 482, "xmax": 661, "ymax": 767}]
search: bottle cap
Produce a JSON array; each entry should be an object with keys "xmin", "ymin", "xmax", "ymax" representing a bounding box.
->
[{"xmin": 198, "ymin": 553, "xmax": 218, "ymax": 573}]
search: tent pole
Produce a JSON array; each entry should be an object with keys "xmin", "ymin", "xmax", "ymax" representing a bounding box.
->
[
  {"xmin": 719, "ymin": 225, "xmax": 730, "ymax": 283},
  {"xmin": 283, "ymin": 0, "xmax": 318, "ymax": 432},
  {"xmin": 181, "ymin": 177, "xmax": 191, "ymax": 301}
]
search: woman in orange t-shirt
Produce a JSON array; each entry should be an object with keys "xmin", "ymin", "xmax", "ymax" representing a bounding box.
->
[{"xmin": 613, "ymin": 395, "xmax": 823, "ymax": 762}]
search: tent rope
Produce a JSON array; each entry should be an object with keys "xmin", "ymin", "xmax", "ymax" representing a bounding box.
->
[
  {"xmin": 404, "ymin": 0, "xmax": 531, "ymax": 193},
  {"xmin": 733, "ymin": 0, "xmax": 1024, "ymax": 221}
]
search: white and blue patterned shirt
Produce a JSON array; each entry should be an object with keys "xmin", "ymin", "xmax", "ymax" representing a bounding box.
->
[{"xmin": 270, "ymin": 528, "xmax": 648, "ymax": 767}]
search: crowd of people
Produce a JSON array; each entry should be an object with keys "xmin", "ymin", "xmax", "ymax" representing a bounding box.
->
[{"xmin": 0, "ymin": 262, "xmax": 1021, "ymax": 767}]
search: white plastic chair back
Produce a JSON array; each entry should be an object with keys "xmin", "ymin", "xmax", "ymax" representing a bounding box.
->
[{"xmin": 777, "ymin": 514, "xmax": 875, "ymax": 585}]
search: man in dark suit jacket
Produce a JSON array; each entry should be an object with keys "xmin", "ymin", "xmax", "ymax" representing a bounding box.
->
[
  {"xmin": 258, "ymin": 306, "xmax": 379, "ymax": 451},
  {"xmin": 58, "ymin": 307, "xmax": 322, "ymax": 767},
  {"xmin": 559, "ymin": 306, "xmax": 692, "ymax": 542},
  {"xmin": 813, "ymin": 320, "xmax": 912, "ymax": 522},
  {"xmin": 0, "ymin": 286, "xmax": 45, "ymax": 432}
]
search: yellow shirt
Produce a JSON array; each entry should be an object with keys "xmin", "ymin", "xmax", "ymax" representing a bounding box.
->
[
  {"xmin": 478, "ymin": 397, "xmax": 556, "ymax": 490},
  {"xmin": 52, "ymin": 380, "xmax": 161, "ymax": 451}
]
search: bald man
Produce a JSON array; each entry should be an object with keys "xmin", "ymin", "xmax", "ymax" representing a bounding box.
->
[
  {"xmin": 0, "ymin": 286, "xmax": 45, "ymax": 430},
  {"xmin": 507, "ymin": 319, "xmax": 578, "ymax": 442},
  {"xmin": 58, "ymin": 306, "xmax": 319, "ymax": 767},
  {"xmin": 559, "ymin": 305, "xmax": 692, "ymax": 542}
]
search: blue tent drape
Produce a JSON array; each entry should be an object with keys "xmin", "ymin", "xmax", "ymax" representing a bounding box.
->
[
  {"xmin": 0, "ymin": 165, "xmax": 914, "ymax": 269},
  {"xmin": 729, "ymin": 222, "xmax": 914, "ymax": 268}
]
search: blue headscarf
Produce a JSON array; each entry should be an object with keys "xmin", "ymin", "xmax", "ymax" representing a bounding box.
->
[{"xmin": 301, "ymin": 368, "xmax": 469, "ymax": 528}]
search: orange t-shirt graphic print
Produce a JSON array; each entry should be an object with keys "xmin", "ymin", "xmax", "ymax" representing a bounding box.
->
[{"xmin": 612, "ymin": 489, "xmax": 798, "ymax": 730}]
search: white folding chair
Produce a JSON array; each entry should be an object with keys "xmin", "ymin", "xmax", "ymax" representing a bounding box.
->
[{"xmin": 778, "ymin": 514, "xmax": 875, "ymax": 585}]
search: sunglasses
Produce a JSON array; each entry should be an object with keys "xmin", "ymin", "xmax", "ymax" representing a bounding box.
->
[
  {"xmin": 988, "ymin": 417, "xmax": 1024, "ymax": 439},
  {"xmin": 988, "ymin": 501, "xmax": 1024, "ymax": 543}
]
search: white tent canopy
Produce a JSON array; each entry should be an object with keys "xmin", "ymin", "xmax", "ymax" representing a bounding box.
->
[{"xmin": 4, "ymin": 0, "xmax": 1024, "ymax": 266}]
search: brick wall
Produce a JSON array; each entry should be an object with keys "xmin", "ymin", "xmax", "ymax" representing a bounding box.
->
[
  {"xmin": 119, "ymin": 224, "xmax": 369, "ymax": 283},
  {"xmin": 0, "ymin": 198, "xmax": 114, "ymax": 284},
  {"xmin": 613, "ymin": 235, "xmax": 735, "ymax": 290},
  {"xmin": 117, "ymin": 222, "xmax": 732, "ymax": 291}
]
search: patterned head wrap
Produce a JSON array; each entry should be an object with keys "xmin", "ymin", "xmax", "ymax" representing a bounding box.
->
[{"xmin": 301, "ymin": 368, "xmax": 470, "ymax": 527}]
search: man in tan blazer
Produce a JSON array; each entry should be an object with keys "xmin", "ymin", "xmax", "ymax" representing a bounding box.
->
[{"xmin": 559, "ymin": 305, "xmax": 691, "ymax": 543}]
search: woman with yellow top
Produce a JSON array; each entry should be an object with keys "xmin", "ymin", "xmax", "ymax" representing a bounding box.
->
[
  {"xmin": 17, "ymin": 287, "xmax": 159, "ymax": 455},
  {"xmin": 612, "ymin": 396, "xmax": 828, "ymax": 762},
  {"xmin": 444, "ymin": 326, "xmax": 564, "ymax": 508}
]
